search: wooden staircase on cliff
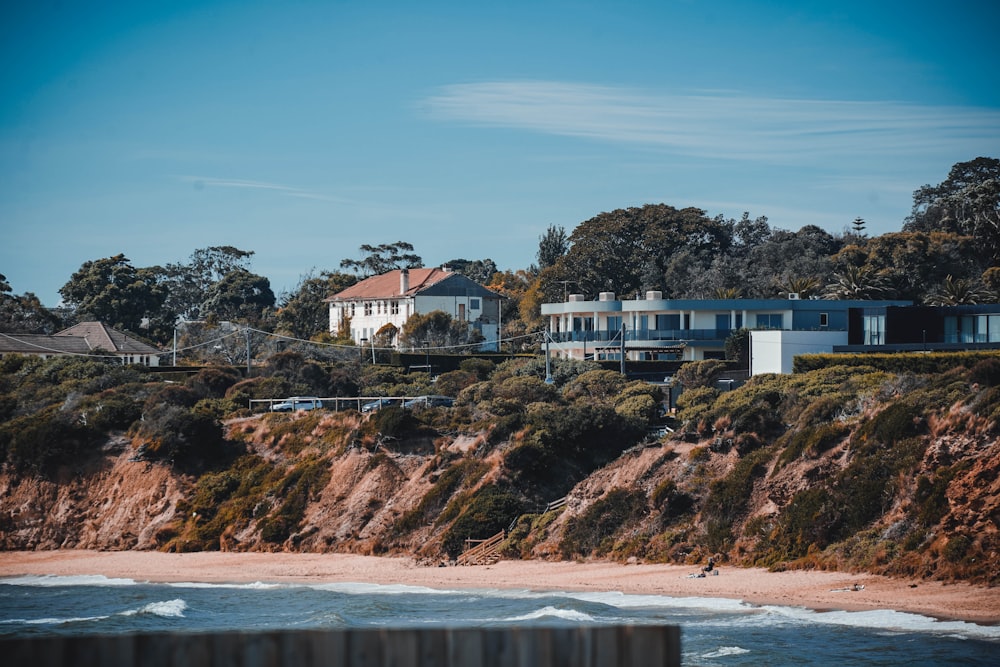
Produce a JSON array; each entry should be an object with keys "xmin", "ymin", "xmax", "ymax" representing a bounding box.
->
[{"xmin": 456, "ymin": 530, "xmax": 505, "ymax": 565}]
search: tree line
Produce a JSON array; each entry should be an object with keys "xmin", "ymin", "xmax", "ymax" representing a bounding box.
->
[{"xmin": 2, "ymin": 156, "xmax": 998, "ymax": 352}]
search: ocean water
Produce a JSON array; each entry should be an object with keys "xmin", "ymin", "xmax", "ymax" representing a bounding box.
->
[{"xmin": 1, "ymin": 575, "xmax": 998, "ymax": 666}]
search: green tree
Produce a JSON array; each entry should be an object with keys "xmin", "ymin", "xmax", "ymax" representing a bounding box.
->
[
  {"xmin": 725, "ymin": 328, "xmax": 750, "ymax": 369},
  {"xmin": 774, "ymin": 276, "xmax": 821, "ymax": 299},
  {"xmin": 904, "ymin": 157, "xmax": 1000, "ymax": 265},
  {"xmin": 340, "ymin": 242, "xmax": 422, "ymax": 276},
  {"xmin": 442, "ymin": 258, "xmax": 498, "ymax": 284},
  {"xmin": 276, "ymin": 271, "xmax": 357, "ymax": 339},
  {"xmin": 924, "ymin": 275, "xmax": 988, "ymax": 306},
  {"xmin": 399, "ymin": 310, "xmax": 482, "ymax": 350},
  {"xmin": 58, "ymin": 254, "xmax": 171, "ymax": 337},
  {"xmin": 201, "ymin": 269, "xmax": 276, "ymax": 324},
  {"xmin": 162, "ymin": 246, "xmax": 255, "ymax": 321},
  {"xmin": 822, "ymin": 265, "xmax": 892, "ymax": 300},
  {"xmin": 832, "ymin": 231, "xmax": 979, "ymax": 302},
  {"xmin": 674, "ymin": 359, "xmax": 727, "ymax": 390},
  {"xmin": 0, "ymin": 274, "xmax": 62, "ymax": 333},
  {"xmin": 536, "ymin": 224, "xmax": 569, "ymax": 270},
  {"xmin": 561, "ymin": 369, "xmax": 627, "ymax": 403},
  {"xmin": 553, "ymin": 204, "xmax": 730, "ymax": 298}
]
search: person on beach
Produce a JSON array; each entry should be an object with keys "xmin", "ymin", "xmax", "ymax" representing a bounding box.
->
[{"xmin": 702, "ymin": 557, "xmax": 715, "ymax": 574}]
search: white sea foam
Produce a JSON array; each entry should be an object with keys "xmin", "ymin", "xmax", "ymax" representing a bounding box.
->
[
  {"xmin": 122, "ymin": 599, "xmax": 188, "ymax": 618},
  {"xmin": 166, "ymin": 581, "xmax": 284, "ymax": 590},
  {"xmin": 447, "ymin": 588, "xmax": 1000, "ymax": 643},
  {"xmin": 311, "ymin": 582, "xmax": 458, "ymax": 596},
  {"xmin": 7, "ymin": 614, "xmax": 111, "ymax": 625},
  {"xmin": 555, "ymin": 590, "xmax": 752, "ymax": 613},
  {"xmin": 703, "ymin": 646, "xmax": 751, "ymax": 658},
  {"xmin": 757, "ymin": 605, "xmax": 1000, "ymax": 642},
  {"xmin": 1, "ymin": 574, "xmax": 137, "ymax": 587},
  {"xmin": 503, "ymin": 606, "xmax": 595, "ymax": 623}
]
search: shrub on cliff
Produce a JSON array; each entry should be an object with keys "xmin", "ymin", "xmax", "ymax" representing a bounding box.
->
[
  {"xmin": 559, "ymin": 488, "xmax": 648, "ymax": 558},
  {"xmin": 132, "ymin": 403, "xmax": 233, "ymax": 469},
  {"xmin": 441, "ymin": 485, "xmax": 526, "ymax": 558},
  {"xmin": 1, "ymin": 407, "xmax": 96, "ymax": 473}
]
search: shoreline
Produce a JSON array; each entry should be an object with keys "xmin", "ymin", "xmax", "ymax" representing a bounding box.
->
[{"xmin": 1, "ymin": 550, "xmax": 997, "ymax": 625}]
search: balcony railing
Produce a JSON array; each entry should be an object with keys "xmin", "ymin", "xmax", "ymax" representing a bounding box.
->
[{"xmin": 549, "ymin": 328, "xmax": 735, "ymax": 343}]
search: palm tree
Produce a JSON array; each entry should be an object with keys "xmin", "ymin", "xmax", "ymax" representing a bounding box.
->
[
  {"xmin": 712, "ymin": 287, "xmax": 742, "ymax": 299},
  {"xmin": 822, "ymin": 266, "xmax": 892, "ymax": 300},
  {"xmin": 924, "ymin": 275, "xmax": 987, "ymax": 306},
  {"xmin": 775, "ymin": 277, "xmax": 821, "ymax": 299}
]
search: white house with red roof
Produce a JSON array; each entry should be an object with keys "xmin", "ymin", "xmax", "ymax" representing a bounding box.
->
[{"xmin": 326, "ymin": 267, "xmax": 502, "ymax": 351}]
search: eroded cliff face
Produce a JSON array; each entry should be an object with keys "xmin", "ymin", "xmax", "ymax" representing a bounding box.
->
[
  {"xmin": 0, "ymin": 437, "xmax": 186, "ymax": 550},
  {"xmin": 1, "ymin": 405, "xmax": 997, "ymax": 585}
]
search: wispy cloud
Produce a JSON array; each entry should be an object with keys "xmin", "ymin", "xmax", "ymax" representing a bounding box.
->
[
  {"xmin": 175, "ymin": 176, "xmax": 348, "ymax": 203},
  {"xmin": 422, "ymin": 81, "xmax": 1000, "ymax": 163}
]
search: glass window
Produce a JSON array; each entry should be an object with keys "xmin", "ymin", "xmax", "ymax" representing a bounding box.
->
[
  {"xmin": 364, "ymin": 302, "xmax": 373, "ymax": 316},
  {"xmin": 470, "ymin": 298, "xmax": 480, "ymax": 310},
  {"xmin": 715, "ymin": 314, "xmax": 730, "ymax": 331},
  {"xmin": 391, "ymin": 301, "xmax": 399, "ymax": 315},
  {"xmin": 656, "ymin": 314, "xmax": 680, "ymax": 330},
  {"xmin": 820, "ymin": 313, "xmax": 829, "ymax": 327},
  {"xmin": 607, "ymin": 316, "xmax": 622, "ymax": 332},
  {"xmin": 755, "ymin": 313, "xmax": 783, "ymax": 329},
  {"xmin": 863, "ymin": 314, "xmax": 885, "ymax": 345}
]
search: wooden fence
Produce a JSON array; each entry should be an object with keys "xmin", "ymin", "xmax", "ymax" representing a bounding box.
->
[{"xmin": 2, "ymin": 625, "xmax": 680, "ymax": 667}]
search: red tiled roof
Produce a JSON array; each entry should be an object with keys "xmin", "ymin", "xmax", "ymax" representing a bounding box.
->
[{"xmin": 327, "ymin": 268, "xmax": 453, "ymax": 301}]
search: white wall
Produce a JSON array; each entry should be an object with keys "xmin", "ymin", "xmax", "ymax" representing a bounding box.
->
[{"xmin": 750, "ymin": 330, "xmax": 847, "ymax": 375}]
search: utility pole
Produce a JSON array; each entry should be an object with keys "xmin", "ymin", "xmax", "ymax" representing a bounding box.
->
[
  {"xmin": 620, "ymin": 322, "xmax": 626, "ymax": 375},
  {"xmin": 245, "ymin": 327, "xmax": 251, "ymax": 376},
  {"xmin": 544, "ymin": 331, "xmax": 553, "ymax": 384}
]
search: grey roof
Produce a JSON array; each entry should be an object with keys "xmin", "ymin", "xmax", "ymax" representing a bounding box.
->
[{"xmin": 0, "ymin": 322, "xmax": 162, "ymax": 357}]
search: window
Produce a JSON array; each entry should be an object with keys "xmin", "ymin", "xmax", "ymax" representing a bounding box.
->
[
  {"xmin": 863, "ymin": 313, "xmax": 885, "ymax": 345},
  {"xmin": 364, "ymin": 302, "xmax": 373, "ymax": 316},
  {"xmin": 655, "ymin": 314, "xmax": 680, "ymax": 330},
  {"xmin": 820, "ymin": 313, "xmax": 829, "ymax": 327},
  {"xmin": 976, "ymin": 314, "xmax": 1000, "ymax": 342},
  {"xmin": 755, "ymin": 313, "xmax": 783, "ymax": 329},
  {"xmin": 715, "ymin": 314, "xmax": 730, "ymax": 331},
  {"xmin": 607, "ymin": 315, "xmax": 622, "ymax": 332},
  {"xmin": 470, "ymin": 298, "xmax": 480, "ymax": 310},
  {"xmin": 391, "ymin": 300, "xmax": 400, "ymax": 315}
]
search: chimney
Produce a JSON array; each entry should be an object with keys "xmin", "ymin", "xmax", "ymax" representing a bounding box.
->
[{"xmin": 400, "ymin": 268, "xmax": 409, "ymax": 294}]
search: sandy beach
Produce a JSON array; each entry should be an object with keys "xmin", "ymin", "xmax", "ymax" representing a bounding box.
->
[{"xmin": 2, "ymin": 550, "xmax": 997, "ymax": 625}]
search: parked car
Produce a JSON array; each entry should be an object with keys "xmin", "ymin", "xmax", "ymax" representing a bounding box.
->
[
  {"xmin": 360, "ymin": 398, "xmax": 402, "ymax": 413},
  {"xmin": 271, "ymin": 396, "xmax": 324, "ymax": 412},
  {"xmin": 402, "ymin": 395, "xmax": 454, "ymax": 409}
]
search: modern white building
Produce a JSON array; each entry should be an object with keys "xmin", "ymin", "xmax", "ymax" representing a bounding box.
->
[
  {"xmin": 540, "ymin": 291, "xmax": 910, "ymax": 366},
  {"xmin": 326, "ymin": 267, "xmax": 503, "ymax": 351},
  {"xmin": 749, "ymin": 329, "xmax": 849, "ymax": 375}
]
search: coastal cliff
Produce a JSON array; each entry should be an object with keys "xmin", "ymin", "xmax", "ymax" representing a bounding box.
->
[
  {"xmin": 2, "ymin": 381, "xmax": 997, "ymax": 586},
  {"xmin": 1, "ymin": 354, "xmax": 998, "ymax": 586}
]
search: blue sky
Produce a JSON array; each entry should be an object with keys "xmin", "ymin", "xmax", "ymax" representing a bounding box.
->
[{"xmin": 2, "ymin": 0, "xmax": 998, "ymax": 306}]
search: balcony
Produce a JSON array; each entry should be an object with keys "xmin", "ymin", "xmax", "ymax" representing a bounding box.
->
[{"xmin": 550, "ymin": 328, "xmax": 735, "ymax": 344}]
